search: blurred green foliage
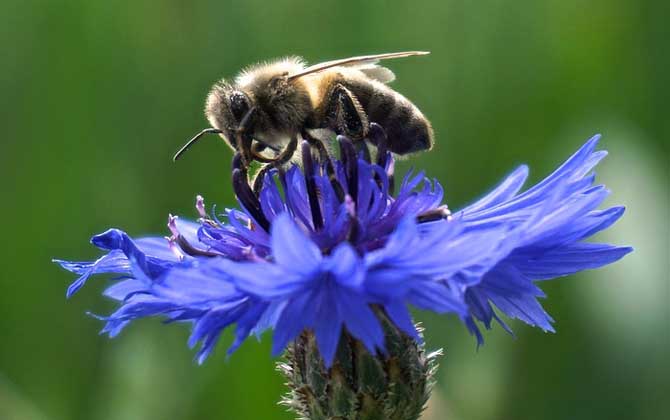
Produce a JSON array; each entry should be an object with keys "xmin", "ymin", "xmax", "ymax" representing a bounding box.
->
[{"xmin": 1, "ymin": 1, "xmax": 667, "ymax": 419}]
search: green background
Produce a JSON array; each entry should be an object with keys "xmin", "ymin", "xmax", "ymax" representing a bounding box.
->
[{"xmin": 1, "ymin": 1, "xmax": 667, "ymax": 419}]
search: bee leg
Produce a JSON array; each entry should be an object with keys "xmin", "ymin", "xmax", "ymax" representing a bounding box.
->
[
  {"xmin": 235, "ymin": 131, "xmax": 253, "ymax": 167},
  {"xmin": 300, "ymin": 141, "xmax": 324, "ymax": 230},
  {"xmin": 270, "ymin": 133, "xmax": 299, "ymax": 167},
  {"xmin": 301, "ymin": 130, "xmax": 345, "ymax": 202},
  {"xmin": 250, "ymin": 147, "xmax": 280, "ymax": 163},
  {"xmin": 324, "ymin": 84, "xmax": 369, "ymax": 141},
  {"xmin": 250, "ymin": 140, "xmax": 280, "ymax": 161},
  {"xmin": 251, "ymin": 134, "xmax": 299, "ymax": 196},
  {"xmin": 235, "ymin": 106, "xmax": 257, "ymax": 166}
]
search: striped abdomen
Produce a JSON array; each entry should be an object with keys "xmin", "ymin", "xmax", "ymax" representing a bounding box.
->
[{"xmin": 343, "ymin": 78, "xmax": 434, "ymax": 155}]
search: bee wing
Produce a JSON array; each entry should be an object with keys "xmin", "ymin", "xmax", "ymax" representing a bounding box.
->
[
  {"xmin": 355, "ymin": 64, "xmax": 396, "ymax": 83},
  {"xmin": 288, "ymin": 51, "xmax": 429, "ymax": 81}
]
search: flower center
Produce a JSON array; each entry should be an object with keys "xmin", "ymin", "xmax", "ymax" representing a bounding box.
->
[{"xmin": 171, "ymin": 127, "xmax": 453, "ymax": 260}]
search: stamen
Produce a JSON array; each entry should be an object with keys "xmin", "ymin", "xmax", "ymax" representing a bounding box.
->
[
  {"xmin": 168, "ymin": 214, "xmax": 180, "ymax": 237},
  {"xmin": 196, "ymin": 195, "xmax": 207, "ymax": 219},
  {"xmin": 252, "ymin": 164, "xmax": 274, "ymax": 196},
  {"xmin": 368, "ymin": 123, "xmax": 395, "ymax": 193},
  {"xmin": 175, "ymin": 235, "xmax": 220, "ymax": 258},
  {"xmin": 359, "ymin": 141, "xmax": 372, "ymax": 163},
  {"xmin": 386, "ymin": 158, "xmax": 396, "ymax": 195},
  {"xmin": 167, "ymin": 214, "xmax": 219, "ymax": 258},
  {"xmin": 416, "ymin": 205, "xmax": 451, "ymax": 223},
  {"xmin": 344, "ymin": 194, "xmax": 356, "ymax": 218},
  {"xmin": 301, "ymin": 141, "xmax": 324, "ymax": 230},
  {"xmin": 369, "ymin": 123, "xmax": 388, "ymax": 167},
  {"xmin": 165, "ymin": 236, "xmax": 185, "ymax": 261},
  {"xmin": 344, "ymin": 195, "xmax": 360, "ymax": 244},
  {"xmin": 232, "ymin": 153, "xmax": 245, "ymax": 174},
  {"xmin": 302, "ymin": 132, "xmax": 345, "ymax": 202},
  {"xmin": 337, "ymin": 135, "xmax": 358, "ymax": 203},
  {"xmin": 233, "ymin": 169, "xmax": 271, "ymax": 232},
  {"xmin": 195, "ymin": 196, "xmax": 218, "ymax": 227}
]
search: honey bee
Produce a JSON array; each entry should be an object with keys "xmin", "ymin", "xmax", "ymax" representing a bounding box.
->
[{"xmin": 174, "ymin": 51, "xmax": 434, "ymax": 174}]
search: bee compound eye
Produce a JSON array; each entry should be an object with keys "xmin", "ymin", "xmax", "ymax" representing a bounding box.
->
[{"xmin": 229, "ymin": 92, "xmax": 250, "ymax": 121}]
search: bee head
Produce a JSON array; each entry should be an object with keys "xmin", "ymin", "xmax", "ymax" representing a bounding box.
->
[
  {"xmin": 192, "ymin": 58, "xmax": 311, "ymax": 162},
  {"xmin": 203, "ymin": 82, "xmax": 256, "ymax": 147}
]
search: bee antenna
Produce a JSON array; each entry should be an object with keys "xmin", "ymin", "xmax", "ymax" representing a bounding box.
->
[{"xmin": 173, "ymin": 128, "xmax": 223, "ymax": 162}]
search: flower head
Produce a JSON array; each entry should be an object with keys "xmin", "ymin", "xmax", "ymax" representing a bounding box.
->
[{"xmin": 56, "ymin": 134, "xmax": 631, "ymax": 366}]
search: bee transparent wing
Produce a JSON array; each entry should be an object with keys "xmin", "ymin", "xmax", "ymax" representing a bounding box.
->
[
  {"xmin": 288, "ymin": 51, "xmax": 429, "ymax": 81},
  {"xmin": 355, "ymin": 64, "xmax": 396, "ymax": 83}
]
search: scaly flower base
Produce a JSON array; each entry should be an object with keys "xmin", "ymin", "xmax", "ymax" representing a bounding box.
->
[{"xmin": 280, "ymin": 310, "xmax": 440, "ymax": 420}]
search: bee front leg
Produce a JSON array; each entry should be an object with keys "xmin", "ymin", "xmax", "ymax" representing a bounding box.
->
[
  {"xmin": 251, "ymin": 134, "xmax": 298, "ymax": 196},
  {"xmin": 235, "ymin": 106, "xmax": 258, "ymax": 166},
  {"xmin": 324, "ymin": 84, "xmax": 369, "ymax": 141}
]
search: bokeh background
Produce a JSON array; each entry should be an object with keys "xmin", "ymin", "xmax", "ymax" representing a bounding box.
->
[{"xmin": 1, "ymin": 1, "xmax": 667, "ymax": 419}]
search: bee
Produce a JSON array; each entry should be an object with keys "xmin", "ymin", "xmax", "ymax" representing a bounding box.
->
[{"xmin": 174, "ymin": 51, "xmax": 434, "ymax": 174}]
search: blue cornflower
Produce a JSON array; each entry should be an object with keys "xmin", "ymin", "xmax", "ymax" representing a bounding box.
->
[{"xmin": 55, "ymin": 134, "xmax": 631, "ymax": 366}]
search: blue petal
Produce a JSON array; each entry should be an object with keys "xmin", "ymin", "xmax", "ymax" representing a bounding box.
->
[
  {"xmin": 313, "ymin": 285, "xmax": 343, "ymax": 367},
  {"xmin": 384, "ymin": 302, "xmax": 420, "ymax": 341},
  {"xmin": 221, "ymin": 259, "xmax": 309, "ymax": 299},
  {"xmin": 522, "ymin": 135, "xmax": 601, "ymax": 196},
  {"xmin": 325, "ymin": 243, "xmax": 364, "ymax": 289},
  {"xmin": 134, "ymin": 237, "xmax": 176, "ymax": 261},
  {"xmin": 530, "ymin": 206, "xmax": 625, "ymax": 249},
  {"xmin": 463, "ymin": 165, "xmax": 529, "ymax": 213},
  {"xmin": 154, "ymin": 261, "xmax": 239, "ymax": 303},
  {"xmin": 270, "ymin": 213, "xmax": 322, "ymax": 274},
  {"xmin": 91, "ymin": 229, "xmax": 174, "ymax": 279},
  {"xmin": 227, "ymin": 301, "xmax": 268, "ymax": 356},
  {"xmin": 514, "ymin": 243, "xmax": 633, "ymax": 280},
  {"xmin": 271, "ymin": 291, "xmax": 315, "ymax": 357},
  {"xmin": 259, "ymin": 171, "xmax": 287, "ymax": 221},
  {"xmin": 473, "ymin": 263, "xmax": 554, "ymax": 331},
  {"xmin": 103, "ymin": 278, "xmax": 147, "ymax": 301},
  {"xmin": 252, "ymin": 301, "xmax": 287, "ymax": 338},
  {"xmin": 188, "ymin": 300, "xmax": 246, "ymax": 362},
  {"xmin": 338, "ymin": 288, "xmax": 386, "ymax": 358},
  {"xmin": 461, "ymin": 136, "xmax": 604, "ymax": 223},
  {"xmin": 56, "ymin": 250, "xmax": 130, "ymax": 298},
  {"xmin": 365, "ymin": 218, "xmax": 509, "ymax": 303},
  {"xmin": 407, "ymin": 280, "xmax": 466, "ymax": 315}
]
